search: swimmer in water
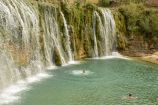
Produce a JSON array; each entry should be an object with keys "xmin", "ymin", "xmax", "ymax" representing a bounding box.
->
[
  {"xmin": 128, "ymin": 93, "xmax": 133, "ymax": 99},
  {"xmin": 122, "ymin": 93, "xmax": 137, "ymax": 100}
]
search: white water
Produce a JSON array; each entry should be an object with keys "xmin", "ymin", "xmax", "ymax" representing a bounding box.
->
[
  {"xmin": 68, "ymin": 61, "xmax": 81, "ymax": 65},
  {"xmin": 89, "ymin": 52, "xmax": 131, "ymax": 60},
  {"xmin": 0, "ymin": 0, "xmax": 67, "ymax": 104},
  {"xmin": 42, "ymin": 7, "xmax": 66, "ymax": 65},
  {"xmin": 0, "ymin": 0, "xmax": 118, "ymax": 104},
  {"xmin": 60, "ymin": 11, "xmax": 74, "ymax": 62},
  {"xmin": 0, "ymin": 72, "xmax": 52, "ymax": 105},
  {"xmin": 0, "ymin": 0, "xmax": 43, "ymax": 90},
  {"xmin": 93, "ymin": 11, "xmax": 99, "ymax": 57},
  {"xmin": 93, "ymin": 8, "xmax": 116, "ymax": 56},
  {"xmin": 100, "ymin": 8, "xmax": 116, "ymax": 56},
  {"xmin": 100, "ymin": 52, "xmax": 131, "ymax": 60},
  {"xmin": 71, "ymin": 70, "xmax": 92, "ymax": 76}
]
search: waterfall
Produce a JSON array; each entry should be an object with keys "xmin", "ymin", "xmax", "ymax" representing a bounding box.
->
[
  {"xmin": 0, "ymin": 0, "xmax": 76, "ymax": 91},
  {"xmin": 93, "ymin": 8, "xmax": 116, "ymax": 56},
  {"xmin": 0, "ymin": 0, "xmax": 43, "ymax": 90},
  {"xmin": 0, "ymin": 0, "xmax": 71, "ymax": 103},
  {"xmin": 0, "ymin": 0, "xmax": 117, "ymax": 104},
  {"xmin": 60, "ymin": 11, "xmax": 73, "ymax": 62},
  {"xmin": 100, "ymin": 8, "xmax": 116, "ymax": 56},
  {"xmin": 93, "ymin": 11, "xmax": 99, "ymax": 57},
  {"xmin": 41, "ymin": 6, "xmax": 66, "ymax": 66}
]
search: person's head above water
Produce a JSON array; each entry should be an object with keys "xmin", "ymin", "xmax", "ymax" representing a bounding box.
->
[{"xmin": 128, "ymin": 93, "xmax": 132, "ymax": 97}]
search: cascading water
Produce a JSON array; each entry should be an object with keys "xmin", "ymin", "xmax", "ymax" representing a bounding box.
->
[
  {"xmin": 93, "ymin": 8, "xmax": 116, "ymax": 56},
  {"xmin": 0, "ymin": 0, "xmax": 43, "ymax": 90},
  {"xmin": 93, "ymin": 11, "xmax": 99, "ymax": 57},
  {"xmin": 0, "ymin": 0, "xmax": 117, "ymax": 104},
  {"xmin": 40, "ymin": 6, "xmax": 66, "ymax": 66},
  {"xmin": 0, "ymin": 0, "xmax": 69, "ymax": 103},
  {"xmin": 0, "ymin": 0, "xmax": 48, "ymax": 104},
  {"xmin": 0, "ymin": 0, "xmax": 78, "ymax": 90},
  {"xmin": 100, "ymin": 8, "xmax": 116, "ymax": 56},
  {"xmin": 60, "ymin": 11, "xmax": 73, "ymax": 62}
]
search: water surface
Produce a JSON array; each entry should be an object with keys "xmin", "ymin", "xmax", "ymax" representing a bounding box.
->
[{"xmin": 16, "ymin": 59, "xmax": 158, "ymax": 105}]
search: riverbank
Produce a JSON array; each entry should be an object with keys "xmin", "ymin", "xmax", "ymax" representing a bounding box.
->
[
  {"xmin": 121, "ymin": 51, "xmax": 158, "ymax": 64},
  {"xmin": 141, "ymin": 52, "xmax": 158, "ymax": 64}
]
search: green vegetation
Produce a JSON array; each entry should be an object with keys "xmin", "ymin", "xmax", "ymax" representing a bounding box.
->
[
  {"xmin": 114, "ymin": 3, "xmax": 158, "ymax": 52},
  {"xmin": 116, "ymin": 0, "xmax": 147, "ymax": 4},
  {"xmin": 101, "ymin": 0, "xmax": 110, "ymax": 6},
  {"xmin": 58, "ymin": 2, "xmax": 97, "ymax": 59},
  {"xmin": 16, "ymin": 0, "xmax": 158, "ymax": 61}
]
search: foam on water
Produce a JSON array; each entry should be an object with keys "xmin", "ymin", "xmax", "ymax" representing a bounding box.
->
[
  {"xmin": 68, "ymin": 61, "xmax": 81, "ymax": 65},
  {"xmin": 91, "ymin": 52, "xmax": 131, "ymax": 60},
  {"xmin": 0, "ymin": 82, "xmax": 28, "ymax": 105},
  {"xmin": 100, "ymin": 52, "xmax": 131, "ymax": 60},
  {"xmin": 47, "ymin": 65, "xmax": 58, "ymax": 70},
  {"xmin": 71, "ymin": 70, "xmax": 92, "ymax": 76},
  {"xmin": 26, "ymin": 73, "xmax": 52, "ymax": 83},
  {"xmin": 0, "ymin": 72, "xmax": 52, "ymax": 105},
  {"xmin": 0, "ymin": 61, "xmax": 80, "ymax": 105},
  {"xmin": 62, "ymin": 61, "xmax": 81, "ymax": 67}
]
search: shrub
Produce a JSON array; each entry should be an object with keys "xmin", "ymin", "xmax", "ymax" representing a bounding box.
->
[{"xmin": 101, "ymin": 0, "xmax": 110, "ymax": 7}]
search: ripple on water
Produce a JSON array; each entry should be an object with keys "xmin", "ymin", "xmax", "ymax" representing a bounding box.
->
[
  {"xmin": 71, "ymin": 70, "xmax": 93, "ymax": 76},
  {"xmin": 12, "ymin": 59, "xmax": 158, "ymax": 105}
]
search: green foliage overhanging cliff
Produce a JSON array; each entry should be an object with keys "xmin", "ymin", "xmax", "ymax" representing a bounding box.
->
[{"xmin": 113, "ymin": 3, "xmax": 158, "ymax": 56}]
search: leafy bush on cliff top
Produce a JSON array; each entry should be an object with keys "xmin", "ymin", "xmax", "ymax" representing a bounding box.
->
[
  {"xmin": 118, "ymin": 3, "xmax": 158, "ymax": 37},
  {"xmin": 101, "ymin": 0, "xmax": 110, "ymax": 7}
]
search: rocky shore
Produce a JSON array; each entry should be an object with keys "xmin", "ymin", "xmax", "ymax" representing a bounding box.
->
[
  {"xmin": 121, "ymin": 51, "xmax": 158, "ymax": 64},
  {"xmin": 141, "ymin": 52, "xmax": 158, "ymax": 64}
]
